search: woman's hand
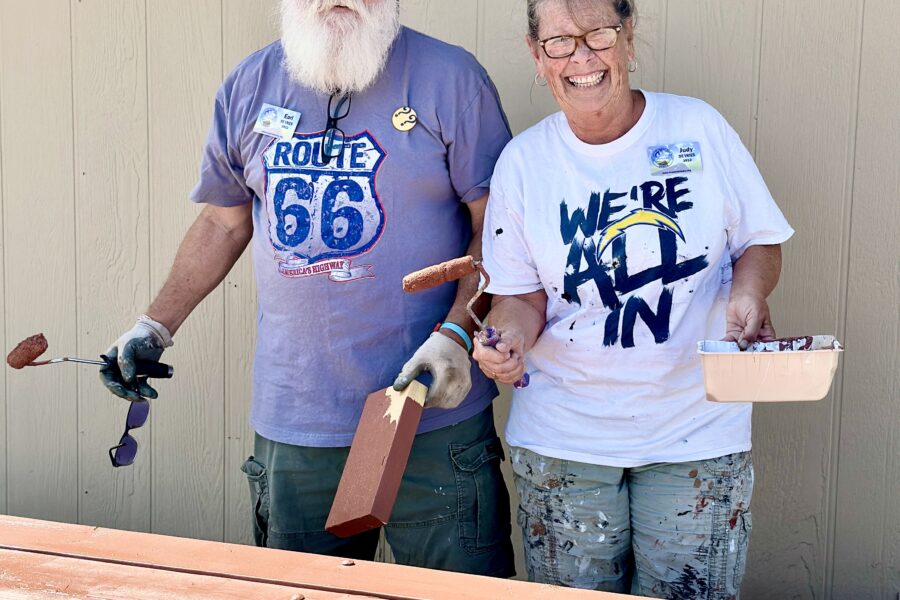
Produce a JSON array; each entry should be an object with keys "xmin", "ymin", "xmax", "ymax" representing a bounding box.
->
[
  {"xmin": 723, "ymin": 293, "xmax": 776, "ymax": 350},
  {"xmin": 473, "ymin": 290, "xmax": 547, "ymax": 385},
  {"xmin": 723, "ymin": 245, "xmax": 782, "ymax": 349},
  {"xmin": 473, "ymin": 328, "xmax": 527, "ymax": 385}
]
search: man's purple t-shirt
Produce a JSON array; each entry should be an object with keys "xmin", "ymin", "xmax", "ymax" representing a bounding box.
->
[{"xmin": 190, "ymin": 27, "xmax": 511, "ymax": 447}]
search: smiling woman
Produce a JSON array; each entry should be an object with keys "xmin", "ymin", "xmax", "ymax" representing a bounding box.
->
[
  {"xmin": 472, "ymin": 0, "xmax": 795, "ymax": 597},
  {"xmin": 527, "ymin": 0, "xmax": 639, "ymax": 144}
]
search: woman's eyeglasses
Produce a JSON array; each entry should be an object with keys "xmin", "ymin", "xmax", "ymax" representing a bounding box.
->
[
  {"xmin": 108, "ymin": 400, "xmax": 150, "ymax": 467},
  {"xmin": 538, "ymin": 24, "xmax": 623, "ymax": 59},
  {"xmin": 322, "ymin": 91, "xmax": 352, "ymax": 163}
]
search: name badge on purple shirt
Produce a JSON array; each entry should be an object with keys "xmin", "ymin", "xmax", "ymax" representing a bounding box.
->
[{"xmin": 254, "ymin": 103, "xmax": 301, "ymax": 140}]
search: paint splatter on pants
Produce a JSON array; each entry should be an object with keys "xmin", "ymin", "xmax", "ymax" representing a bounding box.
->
[{"xmin": 512, "ymin": 447, "xmax": 753, "ymax": 599}]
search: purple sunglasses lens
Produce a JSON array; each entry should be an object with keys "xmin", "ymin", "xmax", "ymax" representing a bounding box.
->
[
  {"xmin": 126, "ymin": 401, "xmax": 150, "ymax": 428},
  {"xmin": 113, "ymin": 435, "xmax": 138, "ymax": 466}
]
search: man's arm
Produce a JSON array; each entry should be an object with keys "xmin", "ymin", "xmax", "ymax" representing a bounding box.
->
[
  {"xmin": 724, "ymin": 244, "xmax": 783, "ymax": 349},
  {"xmin": 147, "ymin": 203, "xmax": 253, "ymax": 334}
]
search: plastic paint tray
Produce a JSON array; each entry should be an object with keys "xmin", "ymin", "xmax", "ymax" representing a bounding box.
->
[{"xmin": 697, "ymin": 336, "xmax": 843, "ymax": 402}]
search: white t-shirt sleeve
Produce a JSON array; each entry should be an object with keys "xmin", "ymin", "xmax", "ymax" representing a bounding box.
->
[
  {"xmin": 722, "ymin": 124, "xmax": 795, "ymax": 260},
  {"xmin": 482, "ymin": 157, "xmax": 543, "ymax": 296}
]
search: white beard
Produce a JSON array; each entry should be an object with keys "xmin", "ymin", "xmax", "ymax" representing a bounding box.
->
[{"xmin": 280, "ymin": 0, "xmax": 400, "ymax": 94}]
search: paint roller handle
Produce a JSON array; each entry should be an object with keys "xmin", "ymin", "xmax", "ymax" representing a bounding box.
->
[
  {"xmin": 100, "ymin": 355, "xmax": 174, "ymax": 379},
  {"xmin": 476, "ymin": 327, "xmax": 530, "ymax": 388}
]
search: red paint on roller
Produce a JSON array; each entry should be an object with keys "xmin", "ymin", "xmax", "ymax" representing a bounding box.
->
[
  {"xmin": 7, "ymin": 334, "xmax": 48, "ymax": 369},
  {"xmin": 402, "ymin": 256, "xmax": 477, "ymax": 293}
]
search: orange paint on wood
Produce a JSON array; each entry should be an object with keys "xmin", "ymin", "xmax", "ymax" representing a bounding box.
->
[
  {"xmin": 0, "ymin": 549, "xmax": 360, "ymax": 599},
  {"xmin": 0, "ymin": 516, "xmax": 639, "ymax": 599},
  {"xmin": 326, "ymin": 382, "xmax": 427, "ymax": 538}
]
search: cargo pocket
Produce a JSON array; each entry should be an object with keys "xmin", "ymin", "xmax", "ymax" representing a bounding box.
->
[
  {"xmin": 241, "ymin": 456, "xmax": 270, "ymax": 548},
  {"xmin": 450, "ymin": 436, "xmax": 511, "ymax": 555}
]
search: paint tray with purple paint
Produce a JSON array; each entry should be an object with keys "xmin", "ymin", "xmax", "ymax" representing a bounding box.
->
[{"xmin": 697, "ymin": 335, "xmax": 843, "ymax": 402}]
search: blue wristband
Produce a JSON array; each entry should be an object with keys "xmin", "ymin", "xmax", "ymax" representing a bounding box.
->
[{"xmin": 439, "ymin": 322, "xmax": 473, "ymax": 353}]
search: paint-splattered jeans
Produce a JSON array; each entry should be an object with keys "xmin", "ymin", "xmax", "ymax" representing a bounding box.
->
[{"xmin": 512, "ymin": 447, "xmax": 753, "ymax": 599}]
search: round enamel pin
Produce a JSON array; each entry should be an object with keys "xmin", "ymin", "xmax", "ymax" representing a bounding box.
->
[{"xmin": 392, "ymin": 107, "xmax": 418, "ymax": 132}]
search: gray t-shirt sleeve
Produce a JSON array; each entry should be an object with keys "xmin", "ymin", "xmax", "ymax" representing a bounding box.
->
[
  {"xmin": 446, "ymin": 77, "xmax": 512, "ymax": 203},
  {"xmin": 190, "ymin": 85, "xmax": 254, "ymax": 207}
]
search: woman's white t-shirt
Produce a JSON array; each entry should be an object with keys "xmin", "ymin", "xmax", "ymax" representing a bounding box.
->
[{"xmin": 483, "ymin": 91, "xmax": 794, "ymax": 467}]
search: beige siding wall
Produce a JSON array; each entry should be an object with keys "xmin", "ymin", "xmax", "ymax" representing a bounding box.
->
[{"xmin": 0, "ymin": 1, "xmax": 896, "ymax": 598}]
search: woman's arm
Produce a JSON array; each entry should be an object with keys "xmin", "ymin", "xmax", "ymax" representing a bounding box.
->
[
  {"xmin": 472, "ymin": 289, "xmax": 547, "ymax": 385},
  {"xmin": 724, "ymin": 244, "xmax": 783, "ymax": 349}
]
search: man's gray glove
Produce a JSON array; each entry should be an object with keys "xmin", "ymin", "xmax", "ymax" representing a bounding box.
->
[
  {"xmin": 100, "ymin": 315, "xmax": 174, "ymax": 402},
  {"xmin": 392, "ymin": 332, "xmax": 472, "ymax": 409}
]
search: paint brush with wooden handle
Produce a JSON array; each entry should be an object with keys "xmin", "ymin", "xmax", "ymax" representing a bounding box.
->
[{"xmin": 402, "ymin": 257, "xmax": 530, "ymax": 388}]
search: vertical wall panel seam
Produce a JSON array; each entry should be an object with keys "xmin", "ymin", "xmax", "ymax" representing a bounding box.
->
[
  {"xmin": 869, "ymin": 3, "xmax": 892, "ymax": 578},
  {"xmin": 659, "ymin": 0, "xmax": 668, "ymax": 91},
  {"xmin": 876, "ymin": 432, "xmax": 892, "ymax": 596},
  {"xmin": 70, "ymin": 0, "xmax": 82, "ymax": 524},
  {"xmin": 855, "ymin": 2, "xmax": 890, "ymax": 590},
  {"xmin": 144, "ymin": 0, "xmax": 153, "ymax": 534},
  {"xmin": 876, "ymin": 420, "xmax": 895, "ymax": 595},
  {"xmin": 750, "ymin": 0, "xmax": 764, "ymax": 156},
  {"xmin": 826, "ymin": 0, "xmax": 867, "ymax": 596},
  {"xmin": 220, "ymin": 0, "xmax": 227, "ymax": 543},
  {"xmin": 0, "ymin": 0, "xmax": 8, "ymax": 515},
  {"xmin": 474, "ymin": 0, "xmax": 482, "ymax": 62}
]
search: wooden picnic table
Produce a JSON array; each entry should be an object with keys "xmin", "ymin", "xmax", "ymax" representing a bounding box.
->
[{"xmin": 0, "ymin": 515, "xmax": 643, "ymax": 599}]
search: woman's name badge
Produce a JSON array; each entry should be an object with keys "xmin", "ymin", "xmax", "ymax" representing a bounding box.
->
[
  {"xmin": 253, "ymin": 103, "xmax": 301, "ymax": 140},
  {"xmin": 648, "ymin": 142, "xmax": 703, "ymax": 176}
]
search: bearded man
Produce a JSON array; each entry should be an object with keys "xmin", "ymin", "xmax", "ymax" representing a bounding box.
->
[{"xmin": 99, "ymin": 0, "xmax": 514, "ymax": 576}]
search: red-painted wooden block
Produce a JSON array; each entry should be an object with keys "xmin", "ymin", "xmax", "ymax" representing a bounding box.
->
[{"xmin": 326, "ymin": 381, "xmax": 428, "ymax": 538}]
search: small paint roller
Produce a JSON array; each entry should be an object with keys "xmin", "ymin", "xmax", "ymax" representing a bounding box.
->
[
  {"xmin": 402, "ymin": 257, "xmax": 530, "ymax": 388},
  {"xmin": 6, "ymin": 333, "xmax": 173, "ymax": 379},
  {"xmin": 401, "ymin": 256, "xmax": 479, "ymax": 293}
]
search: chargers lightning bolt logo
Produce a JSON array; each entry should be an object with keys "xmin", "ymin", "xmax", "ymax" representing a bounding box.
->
[{"xmin": 596, "ymin": 208, "xmax": 685, "ymax": 259}]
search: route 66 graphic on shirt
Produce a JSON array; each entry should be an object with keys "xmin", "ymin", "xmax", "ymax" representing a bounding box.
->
[{"xmin": 262, "ymin": 131, "xmax": 386, "ymax": 281}]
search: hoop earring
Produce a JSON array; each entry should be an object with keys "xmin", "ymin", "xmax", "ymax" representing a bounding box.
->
[
  {"xmin": 627, "ymin": 60, "xmax": 637, "ymax": 73},
  {"xmin": 534, "ymin": 73, "xmax": 547, "ymax": 87}
]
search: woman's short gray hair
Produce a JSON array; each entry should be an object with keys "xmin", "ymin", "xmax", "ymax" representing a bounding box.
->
[{"xmin": 526, "ymin": 0, "xmax": 636, "ymax": 40}]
